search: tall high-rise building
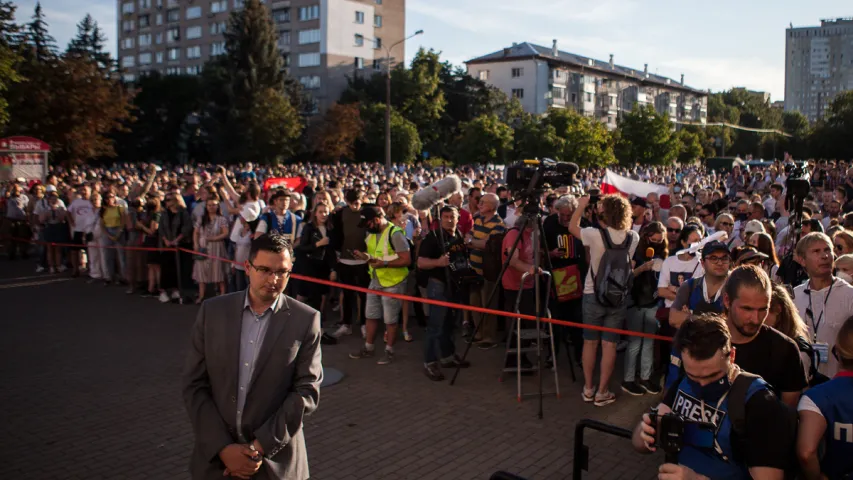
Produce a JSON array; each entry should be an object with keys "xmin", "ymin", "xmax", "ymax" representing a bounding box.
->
[
  {"xmin": 785, "ymin": 18, "xmax": 853, "ymax": 123},
  {"xmin": 116, "ymin": 0, "xmax": 405, "ymax": 113}
]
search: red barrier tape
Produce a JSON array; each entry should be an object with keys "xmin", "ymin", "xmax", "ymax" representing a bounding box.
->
[{"xmin": 4, "ymin": 236, "xmax": 673, "ymax": 342}]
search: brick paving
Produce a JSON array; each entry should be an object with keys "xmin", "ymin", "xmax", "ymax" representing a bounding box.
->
[{"xmin": 0, "ymin": 261, "xmax": 665, "ymax": 479}]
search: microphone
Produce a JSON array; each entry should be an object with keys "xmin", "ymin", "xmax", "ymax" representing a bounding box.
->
[
  {"xmin": 411, "ymin": 175, "xmax": 462, "ymax": 211},
  {"xmin": 646, "ymin": 247, "xmax": 655, "ymax": 259}
]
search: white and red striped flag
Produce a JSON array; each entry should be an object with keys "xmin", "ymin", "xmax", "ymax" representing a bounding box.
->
[{"xmin": 600, "ymin": 169, "xmax": 671, "ymax": 209}]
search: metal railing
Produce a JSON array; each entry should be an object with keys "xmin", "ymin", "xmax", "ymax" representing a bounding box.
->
[{"xmin": 572, "ymin": 419, "xmax": 633, "ymax": 480}]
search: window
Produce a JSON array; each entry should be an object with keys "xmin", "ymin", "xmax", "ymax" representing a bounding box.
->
[
  {"xmin": 478, "ymin": 70, "xmax": 488, "ymax": 80},
  {"xmin": 282, "ymin": 53, "xmax": 290, "ymax": 67},
  {"xmin": 298, "ymin": 5, "xmax": 319, "ymax": 21},
  {"xmin": 585, "ymin": 92, "xmax": 592, "ymax": 102},
  {"xmin": 122, "ymin": 20, "xmax": 134, "ymax": 32},
  {"xmin": 166, "ymin": 66, "xmax": 181, "ymax": 75},
  {"xmin": 278, "ymin": 31, "xmax": 290, "ymax": 46},
  {"xmin": 167, "ymin": 8, "xmax": 179, "ymax": 21},
  {"xmin": 155, "ymin": 51, "xmax": 163, "ymax": 63},
  {"xmin": 187, "ymin": 46, "xmax": 201, "ymax": 58},
  {"xmin": 187, "ymin": 26, "xmax": 202, "ymax": 39},
  {"xmin": 156, "ymin": 13, "xmax": 162, "ymax": 25},
  {"xmin": 354, "ymin": 34, "xmax": 364, "ymax": 46},
  {"xmin": 373, "ymin": 59, "xmax": 381, "ymax": 70},
  {"xmin": 374, "ymin": 14, "xmax": 382, "ymax": 27},
  {"xmin": 155, "ymin": 32, "xmax": 163, "ymax": 44},
  {"xmin": 374, "ymin": 37, "xmax": 381, "ymax": 49},
  {"xmin": 511, "ymin": 67, "xmax": 523, "ymax": 78},
  {"xmin": 354, "ymin": 11, "xmax": 364, "ymax": 24},
  {"xmin": 298, "ymin": 29, "xmax": 320, "ymax": 44},
  {"xmin": 138, "ymin": 15, "xmax": 150, "ymax": 28},
  {"xmin": 138, "ymin": 33, "xmax": 152, "ymax": 46},
  {"xmin": 122, "ymin": 2, "xmax": 135, "ymax": 14},
  {"xmin": 273, "ymin": 8, "xmax": 290, "ymax": 23},
  {"xmin": 186, "ymin": 6, "xmax": 202, "ymax": 19},
  {"xmin": 298, "ymin": 52, "xmax": 320, "ymax": 67},
  {"xmin": 123, "ymin": 73, "xmax": 136, "ymax": 83},
  {"xmin": 186, "ymin": 65, "xmax": 202, "ymax": 75},
  {"xmin": 121, "ymin": 37, "xmax": 134, "ymax": 49},
  {"xmin": 138, "ymin": 52, "xmax": 152, "ymax": 65},
  {"xmin": 167, "ymin": 27, "xmax": 180, "ymax": 42},
  {"xmin": 211, "ymin": 0, "xmax": 227, "ymax": 13},
  {"xmin": 122, "ymin": 56, "xmax": 135, "ymax": 67},
  {"xmin": 299, "ymin": 75, "xmax": 320, "ymax": 89},
  {"xmin": 233, "ymin": 0, "xmax": 243, "ymax": 8},
  {"xmin": 167, "ymin": 47, "xmax": 180, "ymax": 60},
  {"xmin": 511, "ymin": 88, "xmax": 524, "ymax": 99},
  {"xmin": 210, "ymin": 41, "xmax": 226, "ymax": 56},
  {"xmin": 210, "ymin": 21, "xmax": 227, "ymax": 35},
  {"xmin": 354, "ymin": 57, "xmax": 364, "ymax": 69},
  {"xmin": 139, "ymin": 0, "xmax": 151, "ymax": 8}
]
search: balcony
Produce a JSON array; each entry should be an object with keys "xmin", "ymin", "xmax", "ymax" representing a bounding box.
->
[{"xmin": 549, "ymin": 97, "xmax": 567, "ymax": 108}]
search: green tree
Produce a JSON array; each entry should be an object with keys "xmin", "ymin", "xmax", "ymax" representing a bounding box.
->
[
  {"xmin": 615, "ymin": 105, "xmax": 678, "ymax": 165},
  {"xmin": 310, "ymin": 102, "xmax": 363, "ymax": 162},
  {"xmin": 248, "ymin": 87, "xmax": 302, "ymax": 162},
  {"xmin": 358, "ymin": 102, "xmax": 421, "ymax": 164},
  {"xmin": 66, "ymin": 14, "xmax": 111, "ymax": 71},
  {"xmin": 454, "ymin": 114, "xmax": 513, "ymax": 165},
  {"xmin": 0, "ymin": 1, "xmax": 21, "ymax": 129},
  {"xmin": 673, "ymin": 128, "xmax": 703, "ymax": 163},
  {"xmin": 542, "ymin": 108, "xmax": 616, "ymax": 167},
  {"xmin": 24, "ymin": 3, "xmax": 56, "ymax": 62},
  {"xmin": 512, "ymin": 113, "xmax": 560, "ymax": 161},
  {"xmin": 809, "ymin": 91, "xmax": 853, "ymax": 160}
]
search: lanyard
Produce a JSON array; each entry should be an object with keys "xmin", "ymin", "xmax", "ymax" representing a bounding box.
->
[
  {"xmin": 806, "ymin": 278, "xmax": 835, "ymax": 342},
  {"xmin": 702, "ymin": 277, "xmax": 722, "ymax": 304}
]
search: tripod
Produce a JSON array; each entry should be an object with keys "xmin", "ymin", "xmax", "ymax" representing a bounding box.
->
[{"xmin": 450, "ymin": 198, "xmax": 562, "ymax": 420}]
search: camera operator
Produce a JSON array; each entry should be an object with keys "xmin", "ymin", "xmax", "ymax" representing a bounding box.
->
[
  {"xmin": 633, "ymin": 314, "xmax": 794, "ymax": 480},
  {"xmin": 569, "ymin": 194, "xmax": 638, "ymax": 407},
  {"xmin": 666, "ymin": 266, "xmax": 807, "ymax": 408},
  {"xmin": 793, "ymin": 232, "xmax": 853, "ymax": 378},
  {"xmin": 418, "ymin": 205, "xmax": 471, "ymax": 381},
  {"xmin": 797, "ymin": 315, "xmax": 853, "ymax": 480}
]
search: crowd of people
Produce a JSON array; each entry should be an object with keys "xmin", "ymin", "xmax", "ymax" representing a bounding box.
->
[{"xmin": 3, "ymin": 157, "xmax": 853, "ymax": 478}]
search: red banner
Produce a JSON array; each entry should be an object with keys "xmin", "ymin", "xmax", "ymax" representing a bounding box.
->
[{"xmin": 263, "ymin": 176, "xmax": 306, "ymax": 193}]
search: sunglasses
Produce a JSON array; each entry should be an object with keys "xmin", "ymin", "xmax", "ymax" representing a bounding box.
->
[
  {"xmin": 667, "ymin": 227, "xmax": 682, "ymax": 233},
  {"xmin": 719, "ymin": 222, "xmax": 734, "ymax": 227}
]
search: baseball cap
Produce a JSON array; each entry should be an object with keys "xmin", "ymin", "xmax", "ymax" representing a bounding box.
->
[
  {"xmin": 743, "ymin": 220, "xmax": 765, "ymax": 235},
  {"xmin": 631, "ymin": 197, "xmax": 649, "ymax": 209},
  {"xmin": 358, "ymin": 204, "xmax": 383, "ymax": 228},
  {"xmin": 701, "ymin": 241, "xmax": 730, "ymax": 259},
  {"xmin": 45, "ymin": 184, "xmax": 57, "ymax": 193}
]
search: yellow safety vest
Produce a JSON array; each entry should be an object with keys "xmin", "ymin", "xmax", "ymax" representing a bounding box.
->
[{"xmin": 366, "ymin": 223, "xmax": 408, "ymax": 288}]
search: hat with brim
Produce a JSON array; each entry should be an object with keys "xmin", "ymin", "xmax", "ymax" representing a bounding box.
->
[
  {"xmin": 240, "ymin": 203, "xmax": 260, "ymax": 222},
  {"xmin": 743, "ymin": 219, "xmax": 765, "ymax": 235},
  {"xmin": 358, "ymin": 204, "xmax": 383, "ymax": 228},
  {"xmin": 736, "ymin": 249, "xmax": 769, "ymax": 265}
]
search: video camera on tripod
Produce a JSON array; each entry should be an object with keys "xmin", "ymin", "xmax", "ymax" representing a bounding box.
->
[
  {"xmin": 647, "ymin": 407, "xmax": 717, "ymax": 463},
  {"xmin": 504, "ymin": 158, "xmax": 579, "ymax": 214},
  {"xmin": 784, "ymin": 164, "xmax": 810, "ymax": 214}
]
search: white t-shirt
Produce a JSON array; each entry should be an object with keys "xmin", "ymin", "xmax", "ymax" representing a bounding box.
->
[
  {"xmin": 68, "ymin": 198, "xmax": 97, "ymax": 233},
  {"xmin": 793, "ymin": 277, "xmax": 853, "ymax": 377},
  {"xmin": 657, "ymin": 255, "xmax": 705, "ymax": 307},
  {"xmin": 580, "ymin": 227, "xmax": 640, "ymax": 295}
]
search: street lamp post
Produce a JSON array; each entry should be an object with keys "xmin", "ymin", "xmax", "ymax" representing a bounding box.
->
[{"xmin": 377, "ymin": 30, "xmax": 423, "ymax": 172}]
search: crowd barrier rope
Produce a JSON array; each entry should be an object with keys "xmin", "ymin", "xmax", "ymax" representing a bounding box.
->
[{"xmin": 3, "ymin": 235, "xmax": 674, "ymax": 342}]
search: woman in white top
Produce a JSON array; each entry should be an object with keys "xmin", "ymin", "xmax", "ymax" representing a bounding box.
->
[{"xmin": 657, "ymin": 224, "xmax": 705, "ymax": 308}]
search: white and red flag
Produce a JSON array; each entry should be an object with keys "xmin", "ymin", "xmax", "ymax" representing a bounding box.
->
[{"xmin": 600, "ymin": 169, "xmax": 671, "ymax": 209}]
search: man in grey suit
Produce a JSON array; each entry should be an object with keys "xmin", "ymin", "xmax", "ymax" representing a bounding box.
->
[{"xmin": 183, "ymin": 234, "xmax": 323, "ymax": 480}]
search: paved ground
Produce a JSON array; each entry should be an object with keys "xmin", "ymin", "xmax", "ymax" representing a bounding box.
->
[{"xmin": 0, "ymin": 259, "xmax": 666, "ymax": 479}]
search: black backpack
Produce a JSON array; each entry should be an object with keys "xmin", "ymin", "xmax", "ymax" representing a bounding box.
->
[{"xmin": 591, "ymin": 229, "xmax": 635, "ymax": 307}]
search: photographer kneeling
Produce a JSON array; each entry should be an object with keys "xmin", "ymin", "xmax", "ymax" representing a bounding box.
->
[{"xmin": 632, "ymin": 314, "xmax": 794, "ymax": 480}]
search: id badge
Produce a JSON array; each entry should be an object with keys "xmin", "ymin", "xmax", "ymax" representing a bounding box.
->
[{"xmin": 814, "ymin": 342, "xmax": 830, "ymax": 364}]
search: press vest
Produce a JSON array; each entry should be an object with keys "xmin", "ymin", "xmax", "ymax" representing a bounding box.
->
[
  {"xmin": 669, "ymin": 374, "xmax": 768, "ymax": 479},
  {"xmin": 264, "ymin": 210, "xmax": 299, "ymax": 244},
  {"xmin": 366, "ymin": 223, "xmax": 408, "ymax": 288},
  {"xmin": 802, "ymin": 373, "xmax": 853, "ymax": 479},
  {"xmin": 686, "ymin": 277, "xmax": 725, "ymax": 314}
]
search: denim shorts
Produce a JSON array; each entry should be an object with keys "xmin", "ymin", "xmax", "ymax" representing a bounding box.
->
[
  {"xmin": 581, "ymin": 293, "xmax": 627, "ymax": 343},
  {"xmin": 366, "ymin": 278, "xmax": 406, "ymax": 324}
]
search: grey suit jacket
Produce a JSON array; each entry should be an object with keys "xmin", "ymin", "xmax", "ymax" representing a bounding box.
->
[{"xmin": 182, "ymin": 291, "xmax": 323, "ymax": 480}]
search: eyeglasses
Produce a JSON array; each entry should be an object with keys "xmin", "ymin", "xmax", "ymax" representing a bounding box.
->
[
  {"xmin": 719, "ymin": 222, "xmax": 734, "ymax": 227},
  {"xmin": 667, "ymin": 227, "xmax": 681, "ymax": 233},
  {"xmin": 249, "ymin": 261, "xmax": 291, "ymax": 279},
  {"xmin": 704, "ymin": 256, "xmax": 731, "ymax": 265}
]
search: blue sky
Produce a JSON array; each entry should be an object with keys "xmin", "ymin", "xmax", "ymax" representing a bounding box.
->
[{"xmin": 19, "ymin": 0, "xmax": 853, "ymax": 101}]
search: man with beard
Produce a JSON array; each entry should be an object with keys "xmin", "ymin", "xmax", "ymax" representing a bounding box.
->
[
  {"xmin": 667, "ymin": 265, "xmax": 807, "ymax": 407},
  {"xmin": 793, "ymin": 232, "xmax": 853, "ymax": 378},
  {"xmin": 348, "ymin": 204, "xmax": 411, "ymax": 365}
]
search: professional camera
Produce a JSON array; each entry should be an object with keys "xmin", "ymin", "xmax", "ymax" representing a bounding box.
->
[
  {"xmin": 785, "ymin": 164, "xmax": 810, "ymax": 201},
  {"xmin": 446, "ymin": 237, "xmax": 482, "ymax": 288},
  {"xmin": 648, "ymin": 407, "xmax": 717, "ymax": 461},
  {"xmin": 504, "ymin": 158, "xmax": 579, "ymax": 195}
]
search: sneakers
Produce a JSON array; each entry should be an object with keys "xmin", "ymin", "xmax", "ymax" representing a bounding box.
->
[
  {"xmin": 348, "ymin": 346, "xmax": 376, "ymax": 359},
  {"xmin": 57, "ymin": 265, "xmax": 67, "ymax": 273},
  {"xmin": 332, "ymin": 325, "xmax": 352, "ymax": 338},
  {"xmin": 621, "ymin": 381, "xmax": 645, "ymax": 396},
  {"xmin": 439, "ymin": 355, "xmax": 470, "ymax": 369},
  {"xmin": 403, "ymin": 331, "xmax": 413, "ymax": 342},
  {"xmin": 639, "ymin": 379, "xmax": 662, "ymax": 395},
  {"xmin": 36, "ymin": 265, "xmax": 45, "ymax": 273},
  {"xmin": 170, "ymin": 290, "xmax": 181, "ymax": 300},
  {"xmin": 594, "ymin": 390, "xmax": 616, "ymax": 407},
  {"xmin": 424, "ymin": 362, "xmax": 445, "ymax": 381},
  {"xmin": 158, "ymin": 291, "xmax": 170, "ymax": 303},
  {"xmin": 377, "ymin": 350, "xmax": 394, "ymax": 365}
]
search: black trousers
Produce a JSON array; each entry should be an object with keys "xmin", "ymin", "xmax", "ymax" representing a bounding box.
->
[{"xmin": 337, "ymin": 262, "xmax": 369, "ymax": 326}]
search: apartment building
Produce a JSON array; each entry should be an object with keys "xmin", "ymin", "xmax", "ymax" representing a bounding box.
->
[
  {"xmin": 785, "ymin": 18, "xmax": 853, "ymax": 123},
  {"xmin": 465, "ymin": 41, "xmax": 708, "ymax": 130},
  {"xmin": 116, "ymin": 0, "xmax": 405, "ymax": 113}
]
